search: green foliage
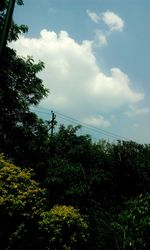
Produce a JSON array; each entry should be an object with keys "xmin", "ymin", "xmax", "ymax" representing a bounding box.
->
[
  {"xmin": 0, "ymin": 155, "xmax": 46, "ymax": 216},
  {"xmin": 0, "ymin": 1, "xmax": 49, "ymax": 165},
  {"xmin": 0, "ymin": 0, "xmax": 28, "ymax": 42},
  {"xmin": 39, "ymin": 205, "xmax": 89, "ymax": 250},
  {"xmin": 0, "ymin": 46, "xmax": 49, "ymax": 164},
  {"xmin": 0, "ymin": 156, "xmax": 89, "ymax": 250},
  {"xmin": 0, "ymin": 155, "xmax": 47, "ymax": 249},
  {"xmin": 45, "ymin": 158, "xmax": 87, "ymax": 206},
  {"xmin": 44, "ymin": 126, "xmax": 150, "ymax": 249},
  {"xmin": 112, "ymin": 194, "xmax": 150, "ymax": 250}
]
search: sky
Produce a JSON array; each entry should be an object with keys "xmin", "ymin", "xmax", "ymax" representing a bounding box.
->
[{"xmin": 11, "ymin": 0, "xmax": 150, "ymax": 143}]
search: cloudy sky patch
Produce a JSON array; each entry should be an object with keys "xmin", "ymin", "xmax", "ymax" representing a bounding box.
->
[
  {"xmin": 11, "ymin": 29, "xmax": 143, "ymax": 123},
  {"xmin": 13, "ymin": 0, "xmax": 150, "ymax": 143}
]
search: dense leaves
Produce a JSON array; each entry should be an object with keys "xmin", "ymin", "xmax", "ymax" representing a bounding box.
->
[
  {"xmin": 39, "ymin": 205, "xmax": 89, "ymax": 250},
  {"xmin": 0, "ymin": 47, "xmax": 48, "ymax": 154},
  {"xmin": 0, "ymin": 155, "xmax": 46, "ymax": 249},
  {"xmin": 0, "ymin": 156, "xmax": 88, "ymax": 250},
  {"xmin": 113, "ymin": 194, "xmax": 150, "ymax": 250},
  {"xmin": 0, "ymin": 0, "xmax": 28, "ymax": 42},
  {"xmin": 0, "ymin": 0, "xmax": 49, "ymax": 165},
  {"xmin": 42, "ymin": 125, "xmax": 150, "ymax": 250},
  {"xmin": 0, "ymin": 30, "xmax": 49, "ymax": 165}
]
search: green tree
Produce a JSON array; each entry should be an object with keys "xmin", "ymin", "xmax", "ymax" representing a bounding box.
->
[
  {"xmin": 0, "ymin": 155, "xmax": 47, "ymax": 249},
  {"xmin": 45, "ymin": 126, "xmax": 116, "ymax": 250},
  {"xmin": 109, "ymin": 141, "xmax": 150, "ymax": 208},
  {"xmin": 39, "ymin": 205, "xmax": 89, "ymax": 250},
  {"xmin": 0, "ymin": 1, "xmax": 49, "ymax": 169},
  {"xmin": 0, "ymin": 0, "xmax": 28, "ymax": 44},
  {"xmin": 112, "ymin": 194, "xmax": 150, "ymax": 250},
  {"xmin": 45, "ymin": 158, "xmax": 88, "ymax": 207}
]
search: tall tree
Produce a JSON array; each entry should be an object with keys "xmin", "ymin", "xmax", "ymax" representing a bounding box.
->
[{"xmin": 0, "ymin": 1, "xmax": 49, "ymax": 167}]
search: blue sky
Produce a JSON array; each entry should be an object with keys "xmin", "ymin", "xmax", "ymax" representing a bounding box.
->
[{"xmin": 12, "ymin": 0, "xmax": 150, "ymax": 143}]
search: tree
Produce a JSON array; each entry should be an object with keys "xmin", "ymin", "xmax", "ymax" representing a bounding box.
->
[
  {"xmin": 45, "ymin": 158, "xmax": 88, "ymax": 207},
  {"xmin": 109, "ymin": 141, "xmax": 150, "ymax": 208},
  {"xmin": 112, "ymin": 194, "xmax": 150, "ymax": 250},
  {"xmin": 0, "ymin": 155, "xmax": 47, "ymax": 249},
  {"xmin": 0, "ymin": 1, "xmax": 49, "ymax": 167},
  {"xmin": 45, "ymin": 126, "xmax": 117, "ymax": 250},
  {"xmin": 0, "ymin": 48, "xmax": 49, "ymax": 168},
  {"xmin": 0, "ymin": 0, "xmax": 28, "ymax": 44},
  {"xmin": 39, "ymin": 205, "xmax": 89, "ymax": 250}
]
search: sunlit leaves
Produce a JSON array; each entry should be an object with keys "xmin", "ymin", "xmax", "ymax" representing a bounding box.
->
[
  {"xmin": 39, "ymin": 205, "xmax": 89, "ymax": 250},
  {"xmin": 0, "ymin": 155, "xmax": 46, "ymax": 217}
]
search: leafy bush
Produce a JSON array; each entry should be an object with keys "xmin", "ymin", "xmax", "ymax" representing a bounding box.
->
[
  {"xmin": 39, "ymin": 205, "xmax": 89, "ymax": 250},
  {"xmin": 0, "ymin": 155, "xmax": 46, "ymax": 249}
]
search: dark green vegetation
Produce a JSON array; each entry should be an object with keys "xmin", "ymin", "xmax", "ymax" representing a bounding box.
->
[{"xmin": 0, "ymin": 1, "xmax": 150, "ymax": 249}]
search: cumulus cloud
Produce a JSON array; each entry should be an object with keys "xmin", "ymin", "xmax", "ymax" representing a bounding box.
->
[
  {"xmin": 10, "ymin": 29, "xmax": 144, "ymax": 126},
  {"xmin": 83, "ymin": 115, "xmax": 110, "ymax": 128},
  {"xmin": 101, "ymin": 11, "xmax": 124, "ymax": 31},
  {"xmin": 87, "ymin": 9, "xmax": 124, "ymax": 32},
  {"xmin": 125, "ymin": 105, "xmax": 150, "ymax": 117},
  {"xmin": 95, "ymin": 30, "xmax": 108, "ymax": 46},
  {"xmin": 86, "ymin": 10, "xmax": 100, "ymax": 23},
  {"xmin": 87, "ymin": 10, "xmax": 124, "ymax": 46}
]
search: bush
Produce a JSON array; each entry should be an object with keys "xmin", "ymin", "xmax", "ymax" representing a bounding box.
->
[{"xmin": 39, "ymin": 205, "xmax": 89, "ymax": 250}]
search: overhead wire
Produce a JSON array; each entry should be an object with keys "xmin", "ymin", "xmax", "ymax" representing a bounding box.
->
[
  {"xmin": 31, "ymin": 106, "xmax": 131, "ymax": 141},
  {"xmin": 54, "ymin": 110, "xmax": 129, "ymax": 140}
]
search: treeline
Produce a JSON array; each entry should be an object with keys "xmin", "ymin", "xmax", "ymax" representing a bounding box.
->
[{"xmin": 0, "ymin": 1, "xmax": 150, "ymax": 249}]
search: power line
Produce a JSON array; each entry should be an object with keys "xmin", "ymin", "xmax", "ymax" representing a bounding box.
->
[
  {"xmin": 55, "ymin": 111, "xmax": 129, "ymax": 141},
  {"xmin": 55, "ymin": 112, "xmax": 119, "ymax": 140},
  {"xmin": 31, "ymin": 106, "xmax": 132, "ymax": 141},
  {"xmin": 31, "ymin": 106, "xmax": 130, "ymax": 141}
]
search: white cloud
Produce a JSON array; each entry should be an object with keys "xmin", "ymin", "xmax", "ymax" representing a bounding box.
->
[
  {"xmin": 83, "ymin": 115, "xmax": 110, "ymax": 128},
  {"xmin": 101, "ymin": 11, "xmax": 124, "ymax": 31},
  {"xmin": 87, "ymin": 10, "xmax": 124, "ymax": 46},
  {"xmin": 95, "ymin": 30, "xmax": 108, "ymax": 46},
  {"xmin": 10, "ymin": 29, "xmax": 144, "ymax": 122},
  {"xmin": 87, "ymin": 9, "xmax": 99, "ymax": 23},
  {"xmin": 87, "ymin": 9, "xmax": 124, "ymax": 32},
  {"xmin": 125, "ymin": 105, "xmax": 150, "ymax": 117}
]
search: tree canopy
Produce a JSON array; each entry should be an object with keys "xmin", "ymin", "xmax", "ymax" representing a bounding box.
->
[{"xmin": 0, "ymin": 0, "xmax": 49, "ymax": 166}]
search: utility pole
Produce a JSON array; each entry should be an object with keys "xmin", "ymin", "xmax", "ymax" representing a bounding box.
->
[
  {"xmin": 49, "ymin": 111, "xmax": 57, "ymax": 136},
  {"xmin": 0, "ymin": 0, "xmax": 16, "ymax": 61}
]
